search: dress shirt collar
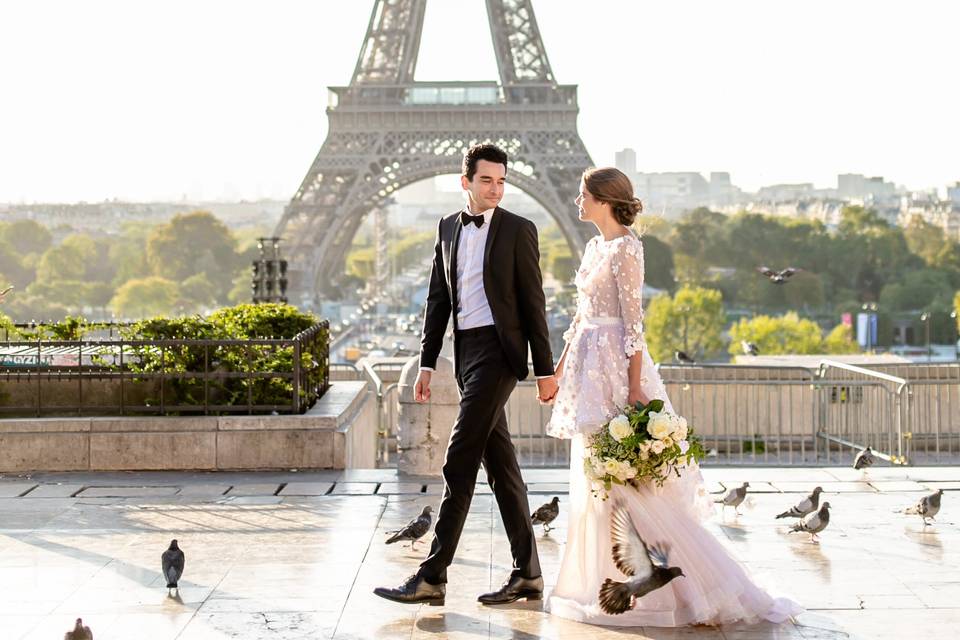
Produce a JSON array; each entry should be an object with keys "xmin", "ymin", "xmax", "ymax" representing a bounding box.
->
[{"xmin": 463, "ymin": 202, "xmax": 495, "ymax": 226}]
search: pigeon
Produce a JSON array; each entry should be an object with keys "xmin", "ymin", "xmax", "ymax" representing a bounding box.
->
[
  {"xmin": 741, "ymin": 340, "xmax": 759, "ymax": 356},
  {"xmin": 904, "ymin": 489, "xmax": 944, "ymax": 525},
  {"xmin": 853, "ymin": 447, "xmax": 876, "ymax": 470},
  {"xmin": 64, "ymin": 618, "xmax": 93, "ymax": 640},
  {"xmin": 674, "ymin": 350, "xmax": 695, "ymax": 364},
  {"xmin": 531, "ymin": 496, "xmax": 560, "ymax": 533},
  {"xmin": 598, "ymin": 504, "xmax": 685, "ymax": 615},
  {"xmin": 161, "ymin": 539, "xmax": 185, "ymax": 595},
  {"xmin": 776, "ymin": 486, "xmax": 824, "ymax": 519},
  {"xmin": 789, "ymin": 502, "xmax": 831, "ymax": 543},
  {"xmin": 386, "ymin": 505, "xmax": 433, "ymax": 548},
  {"xmin": 0, "ymin": 285, "xmax": 12, "ymax": 303},
  {"xmin": 715, "ymin": 482, "xmax": 749, "ymax": 514},
  {"xmin": 757, "ymin": 266, "xmax": 800, "ymax": 284}
]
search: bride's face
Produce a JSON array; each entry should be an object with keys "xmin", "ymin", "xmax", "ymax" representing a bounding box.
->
[{"xmin": 575, "ymin": 180, "xmax": 607, "ymax": 223}]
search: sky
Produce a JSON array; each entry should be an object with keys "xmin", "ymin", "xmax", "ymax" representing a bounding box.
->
[{"xmin": 0, "ymin": 0, "xmax": 957, "ymax": 203}]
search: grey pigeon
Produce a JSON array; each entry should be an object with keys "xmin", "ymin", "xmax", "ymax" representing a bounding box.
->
[
  {"xmin": 161, "ymin": 539, "xmax": 185, "ymax": 595},
  {"xmin": 531, "ymin": 497, "xmax": 560, "ymax": 533},
  {"xmin": 853, "ymin": 447, "xmax": 875, "ymax": 470},
  {"xmin": 741, "ymin": 340, "xmax": 759, "ymax": 356},
  {"xmin": 757, "ymin": 266, "xmax": 800, "ymax": 284},
  {"xmin": 789, "ymin": 502, "xmax": 831, "ymax": 543},
  {"xmin": 715, "ymin": 482, "xmax": 749, "ymax": 514},
  {"xmin": 598, "ymin": 504, "xmax": 685, "ymax": 615},
  {"xmin": 386, "ymin": 505, "xmax": 432, "ymax": 548},
  {"xmin": 776, "ymin": 486, "xmax": 823, "ymax": 519},
  {"xmin": 64, "ymin": 618, "xmax": 93, "ymax": 640},
  {"xmin": 904, "ymin": 489, "xmax": 944, "ymax": 525}
]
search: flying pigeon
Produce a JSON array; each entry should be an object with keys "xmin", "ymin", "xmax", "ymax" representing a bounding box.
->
[
  {"xmin": 162, "ymin": 539, "xmax": 185, "ymax": 595},
  {"xmin": 0, "ymin": 285, "xmax": 12, "ymax": 303},
  {"xmin": 531, "ymin": 497, "xmax": 560, "ymax": 533},
  {"xmin": 741, "ymin": 340, "xmax": 759, "ymax": 356},
  {"xmin": 674, "ymin": 350, "xmax": 695, "ymax": 364},
  {"xmin": 853, "ymin": 447, "xmax": 875, "ymax": 470},
  {"xmin": 776, "ymin": 486, "xmax": 823, "ymax": 519},
  {"xmin": 757, "ymin": 267, "xmax": 800, "ymax": 284},
  {"xmin": 386, "ymin": 505, "xmax": 433, "ymax": 548},
  {"xmin": 64, "ymin": 618, "xmax": 93, "ymax": 640},
  {"xmin": 598, "ymin": 504, "xmax": 685, "ymax": 615},
  {"xmin": 715, "ymin": 482, "xmax": 749, "ymax": 514},
  {"xmin": 789, "ymin": 502, "xmax": 831, "ymax": 543},
  {"xmin": 904, "ymin": 489, "xmax": 944, "ymax": 525}
]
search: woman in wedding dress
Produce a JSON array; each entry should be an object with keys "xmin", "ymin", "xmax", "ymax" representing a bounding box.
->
[{"xmin": 545, "ymin": 167, "xmax": 802, "ymax": 627}]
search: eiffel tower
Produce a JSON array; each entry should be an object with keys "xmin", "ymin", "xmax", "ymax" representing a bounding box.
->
[{"xmin": 276, "ymin": 0, "xmax": 596, "ymax": 304}]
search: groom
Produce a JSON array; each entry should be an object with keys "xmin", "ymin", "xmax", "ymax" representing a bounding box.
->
[{"xmin": 374, "ymin": 143, "xmax": 559, "ymax": 606}]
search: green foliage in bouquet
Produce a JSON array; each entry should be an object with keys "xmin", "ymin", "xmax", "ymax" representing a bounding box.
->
[{"xmin": 584, "ymin": 398, "xmax": 707, "ymax": 499}]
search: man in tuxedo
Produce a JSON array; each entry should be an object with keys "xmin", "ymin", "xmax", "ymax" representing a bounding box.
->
[{"xmin": 374, "ymin": 144, "xmax": 559, "ymax": 606}]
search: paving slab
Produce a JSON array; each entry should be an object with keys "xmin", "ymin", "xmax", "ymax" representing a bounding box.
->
[
  {"xmin": 868, "ymin": 480, "xmax": 929, "ymax": 492},
  {"xmin": 0, "ymin": 483, "xmax": 37, "ymax": 497},
  {"xmin": 375, "ymin": 483, "xmax": 425, "ymax": 495},
  {"xmin": 224, "ymin": 483, "xmax": 282, "ymax": 497},
  {"xmin": 17, "ymin": 483, "xmax": 84, "ymax": 498},
  {"xmin": 330, "ymin": 482, "xmax": 377, "ymax": 495},
  {"xmin": 177, "ymin": 484, "xmax": 232, "ymax": 498},
  {"xmin": 278, "ymin": 482, "xmax": 334, "ymax": 496},
  {"xmin": 77, "ymin": 486, "xmax": 180, "ymax": 498},
  {"xmin": 772, "ymin": 481, "xmax": 877, "ymax": 493}
]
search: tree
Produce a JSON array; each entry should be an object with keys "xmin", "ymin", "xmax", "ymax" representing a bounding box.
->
[
  {"xmin": 879, "ymin": 269, "xmax": 954, "ymax": 311},
  {"xmin": 180, "ymin": 273, "xmax": 217, "ymax": 311},
  {"xmin": 640, "ymin": 235, "xmax": 675, "ymax": 292},
  {"xmin": 728, "ymin": 312, "xmax": 826, "ymax": 356},
  {"xmin": 0, "ymin": 220, "xmax": 52, "ymax": 256},
  {"xmin": 110, "ymin": 277, "xmax": 179, "ymax": 319},
  {"xmin": 645, "ymin": 285, "xmax": 726, "ymax": 362},
  {"xmin": 146, "ymin": 211, "xmax": 240, "ymax": 300},
  {"xmin": 822, "ymin": 323, "xmax": 860, "ymax": 354},
  {"xmin": 669, "ymin": 208, "xmax": 726, "ymax": 284}
]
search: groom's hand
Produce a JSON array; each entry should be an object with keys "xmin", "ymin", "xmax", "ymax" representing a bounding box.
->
[
  {"xmin": 415, "ymin": 370, "xmax": 432, "ymax": 403},
  {"xmin": 536, "ymin": 376, "xmax": 559, "ymax": 405}
]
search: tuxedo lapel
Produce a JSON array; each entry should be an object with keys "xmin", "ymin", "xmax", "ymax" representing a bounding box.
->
[
  {"xmin": 483, "ymin": 207, "xmax": 502, "ymax": 273},
  {"xmin": 449, "ymin": 214, "xmax": 463, "ymax": 329}
]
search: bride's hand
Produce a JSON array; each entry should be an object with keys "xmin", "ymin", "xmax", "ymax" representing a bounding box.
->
[{"xmin": 628, "ymin": 388, "xmax": 650, "ymax": 406}]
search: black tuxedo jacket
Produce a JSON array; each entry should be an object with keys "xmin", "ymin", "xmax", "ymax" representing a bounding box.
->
[{"xmin": 419, "ymin": 206, "xmax": 554, "ymax": 381}]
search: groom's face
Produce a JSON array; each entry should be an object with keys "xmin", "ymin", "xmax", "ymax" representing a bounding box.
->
[{"xmin": 461, "ymin": 159, "xmax": 506, "ymax": 211}]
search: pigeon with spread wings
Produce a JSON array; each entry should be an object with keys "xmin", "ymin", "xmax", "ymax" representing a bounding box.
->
[{"xmin": 599, "ymin": 504, "xmax": 685, "ymax": 615}]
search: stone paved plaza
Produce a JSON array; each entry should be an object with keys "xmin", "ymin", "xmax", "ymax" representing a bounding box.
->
[{"xmin": 1, "ymin": 466, "xmax": 958, "ymax": 639}]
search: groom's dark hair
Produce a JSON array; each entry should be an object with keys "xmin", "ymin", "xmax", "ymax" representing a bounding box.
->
[{"xmin": 462, "ymin": 143, "xmax": 508, "ymax": 181}]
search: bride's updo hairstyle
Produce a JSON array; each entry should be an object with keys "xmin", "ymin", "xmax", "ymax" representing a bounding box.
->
[{"xmin": 582, "ymin": 167, "xmax": 643, "ymax": 226}]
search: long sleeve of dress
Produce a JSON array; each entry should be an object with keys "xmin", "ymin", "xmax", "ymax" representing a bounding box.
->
[{"xmin": 611, "ymin": 237, "xmax": 647, "ymax": 358}]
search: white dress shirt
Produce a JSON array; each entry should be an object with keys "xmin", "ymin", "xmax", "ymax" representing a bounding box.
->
[{"xmin": 455, "ymin": 205, "xmax": 496, "ymax": 330}]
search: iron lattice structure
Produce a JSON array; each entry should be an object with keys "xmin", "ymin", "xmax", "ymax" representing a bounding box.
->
[{"xmin": 276, "ymin": 0, "xmax": 595, "ymax": 304}]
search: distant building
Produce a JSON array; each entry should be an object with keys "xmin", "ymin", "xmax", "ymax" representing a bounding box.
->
[
  {"xmin": 614, "ymin": 148, "xmax": 637, "ymax": 176},
  {"xmin": 948, "ymin": 181, "xmax": 960, "ymax": 205},
  {"xmin": 756, "ymin": 183, "xmax": 815, "ymax": 201},
  {"xmin": 837, "ymin": 174, "xmax": 897, "ymax": 203}
]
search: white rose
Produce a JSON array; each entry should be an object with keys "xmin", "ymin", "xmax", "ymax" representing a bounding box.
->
[
  {"xmin": 639, "ymin": 449, "xmax": 649, "ymax": 461},
  {"xmin": 620, "ymin": 463, "xmax": 638, "ymax": 480},
  {"xmin": 608, "ymin": 415, "xmax": 632, "ymax": 442},
  {"xmin": 661, "ymin": 436, "xmax": 674, "ymax": 448},
  {"xmin": 672, "ymin": 415, "xmax": 689, "ymax": 440},
  {"xmin": 591, "ymin": 456, "xmax": 606, "ymax": 478},
  {"xmin": 647, "ymin": 411, "xmax": 673, "ymax": 440},
  {"xmin": 650, "ymin": 440, "xmax": 665, "ymax": 455},
  {"xmin": 603, "ymin": 458, "xmax": 620, "ymax": 476}
]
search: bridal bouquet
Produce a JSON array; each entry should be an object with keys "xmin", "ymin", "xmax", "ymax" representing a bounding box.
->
[{"xmin": 584, "ymin": 399, "xmax": 706, "ymax": 499}]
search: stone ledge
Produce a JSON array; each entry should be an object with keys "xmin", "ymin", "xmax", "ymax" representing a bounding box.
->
[{"xmin": 0, "ymin": 381, "xmax": 374, "ymax": 472}]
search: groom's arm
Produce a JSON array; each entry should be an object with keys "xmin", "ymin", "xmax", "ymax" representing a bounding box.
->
[
  {"xmin": 419, "ymin": 217, "xmax": 451, "ymax": 371},
  {"xmin": 515, "ymin": 219, "xmax": 554, "ymax": 378}
]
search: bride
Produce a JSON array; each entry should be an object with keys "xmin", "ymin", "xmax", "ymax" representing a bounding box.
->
[{"xmin": 545, "ymin": 167, "xmax": 802, "ymax": 627}]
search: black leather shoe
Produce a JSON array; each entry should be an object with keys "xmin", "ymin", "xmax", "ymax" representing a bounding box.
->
[
  {"xmin": 373, "ymin": 574, "xmax": 445, "ymax": 606},
  {"xmin": 478, "ymin": 574, "xmax": 544, "ymax": 605}
]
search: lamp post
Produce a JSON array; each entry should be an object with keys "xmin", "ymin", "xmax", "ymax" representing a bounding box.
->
[
  {"xmin": 950, "ymin": 310, "xmax": 958, "ymax": 361},
  {"xmin": 920, "ymin": 312, "xmax": 932, "ymax": 362},
  {"xmin": 861, "ymin": 302, "xmax": 878, "ymax": 353}
]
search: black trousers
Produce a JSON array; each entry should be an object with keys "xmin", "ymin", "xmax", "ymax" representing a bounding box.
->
[{"xmin": 418, "ymin": 325, "xmax": 540, "ymax": 584}]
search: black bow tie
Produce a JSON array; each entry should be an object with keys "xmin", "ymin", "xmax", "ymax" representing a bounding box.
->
[{"xmin": 460, "ymin": 211, "xmax": 485, "ymax": 228}]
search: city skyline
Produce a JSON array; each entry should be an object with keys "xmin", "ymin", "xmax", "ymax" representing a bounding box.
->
[{"xmin": 1, "ymin": 0, "xmax": 957, "ymax": 204}]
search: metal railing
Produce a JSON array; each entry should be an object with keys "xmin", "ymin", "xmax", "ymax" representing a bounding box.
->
[
  {"xmin": 0, "ymin": 322, "xmax": 330, "ymax": 416},
  {"xmin": 369, "ymin": 359, "xmax": 960, "ymax": 468}
]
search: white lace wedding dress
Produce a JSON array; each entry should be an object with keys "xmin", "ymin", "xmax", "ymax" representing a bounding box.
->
[{"xmin": 545, "ymin": 232, "xmax": 802, "ymax": 627}]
